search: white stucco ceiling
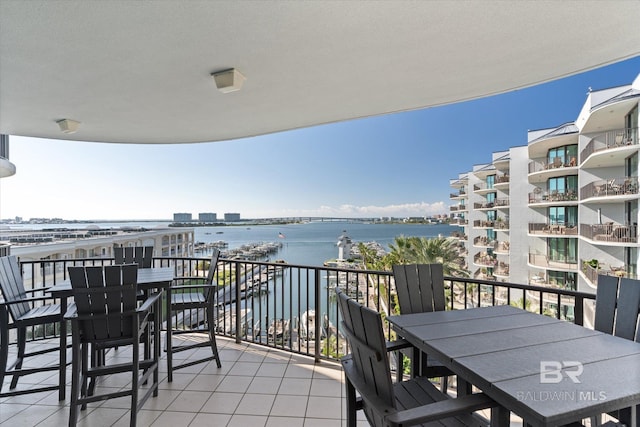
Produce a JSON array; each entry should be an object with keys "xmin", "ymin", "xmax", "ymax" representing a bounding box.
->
[{"xmin": 1, "ymin": 0, "xmax": 639, "ymax": 144}]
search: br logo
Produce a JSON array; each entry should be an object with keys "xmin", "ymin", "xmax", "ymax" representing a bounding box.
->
[{"xmin": 540, "ymin": 361, "xmax": 583, "ymax": 384}]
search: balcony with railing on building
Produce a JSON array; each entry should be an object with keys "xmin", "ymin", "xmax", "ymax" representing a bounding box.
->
[
  {"xmin": 493, "ymin": 198, "xmax": 509, "ymax": 208},
  {"xmin": 450, "ymin": 231, "xmax": 467, "ymax": 240},
  {"xmin": 473, "ymin": 235, "xmax": 496, "ymax": 249},
  {"xmin": 450, "ymin": 217, "xmax": 468, "ymax": 225},
  {"xmin": 494, "ymin": 241, "xmax": 510, "ymax": 254},
  {"xmin": 528, "ymin": 251, "xmax": 578, "ymax": 270},
  {"xmin": 449, "ymin": 204, "xmax": 467, "ymax": 212},
  {"xmin": 473, "ymin": 219, "xmax": 494, "ymax": 229},
  {"xmin": 528, "ymin": 154, "xmax": 578, "ymax": 175},
  {"xmin": 529, "ymin": 272, "xmax": 577, "ymax": 291},
  {"xmin": 473, "ymin": 201, "xmax": 495, "ymax": 210},
  {"xmin": 580, "ymin": 127, "xmax": 639, "ymax": 162},
  {"xmin": 581, "ymin": 258, "xmax": 637, "ymax": 287},
  {"xmin": 528, "ymin": 222, "xmax": 578, "ymax": 236},
  {"xmin": 494, "ymin": 174, "xmax": 510, "ymax": 187},
  {"xmin": 472, "ymin": 182, "xmax": 495, "ymax": 194},
  {"xmin": 528, "ymin": 188, "xmax": 578, "ymax": 204},
  {"xmin": 473, "ymin": 252, "xmax": 497, "ymax": 268},
  {"xmin": 580, "ymin": 176, "xmax": 639, "ymax": 201},
  {"xmin": 473, "ymin": 267, "xmax": 495, "ymax": 281},
  {"xmin": 449, "ymin": 190, "xmax": 467, "ymax": 199},
  {"xmin": 493, "ymin": 261, "xmax": 509, "ymax": 278},
  {"xmin": 581, "ymin": 222, "xmax": 637, "ymax": 244},
  {"xmin": 493, "ymin": 218, "xmax": 509, "ymax": 230}
]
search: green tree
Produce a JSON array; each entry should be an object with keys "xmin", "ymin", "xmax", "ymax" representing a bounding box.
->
[{"xmin": 383, "ymin": 236, "xmax": 469, "ymax": 278}]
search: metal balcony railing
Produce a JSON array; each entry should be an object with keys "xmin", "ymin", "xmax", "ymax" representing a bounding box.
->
[
  {"xmin": 528, "ymin": 222, "xmax": 578, "ymax": 236},
  {"xmin": 5, "ymin": 257, "xmax": 596, "ymax": 365},
  {"xmin": 580, "ymin": 223, "xmax": 638, "ymax": 243},
  {"xmin": 580, "ymin": 127, "xmax": 639, "ymax": 161},
  {"xmin": 528, "ymin": 189, "xmax": 578, "ymax": 204},
  {"xmin": 528, "ymin": 252, "xmax": 578, "ymax": 270},
  {"xmin": 580, "ymin": 176, "xmax": 639, "ymax": 200}
]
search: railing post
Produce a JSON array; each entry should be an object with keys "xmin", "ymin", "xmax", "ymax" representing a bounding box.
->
[
  {"xmin": 235, "ymin": 260, "xmax": 242, "ymax": 344},
  {"xmin": 314, "ymin": 269, "xmax": 321, "ymax": 363},
  {"xmin": 574, "ymin": 296, "xmax": 584, "ymax": 326}
]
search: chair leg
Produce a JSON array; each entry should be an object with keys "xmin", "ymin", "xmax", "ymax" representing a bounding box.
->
[
  {"xmin": 206, "ymin": 305, "xmax": 221, "ymax": 368},
  {"xmin": 0, "ymin": 308, "xmax": 9, "ymax": 393},
  {"xmin": 69, "ymin": 331, "xmax": 82, "ymax": 426},
  {"xmin": 10, "ymin": 327, "xmax": 26, "ymax": 389}
]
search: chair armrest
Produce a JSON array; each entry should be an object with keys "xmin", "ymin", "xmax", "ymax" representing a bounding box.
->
[
  {"xmin": 64, "ymin": 304, "xmax": 78, "ymax": 320},
  {"xmin": 138, "ymin": 291, "xmax": 163, "ymax": 313},
  {"xmin": 386, "ymin": 338, "xmax": 413, "ymax": 352},
  {"xmin": 0, "ymin": 295, "xmax": 60, "ymax": 307},
  {"xmin": 169, "ymin": 284, "xmax": 218, "ymax": 291},
  {"xmin": 386, "ymin": 393, "xmax": 497, "ymax": 427}
]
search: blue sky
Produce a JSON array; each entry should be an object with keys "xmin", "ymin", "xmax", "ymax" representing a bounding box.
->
[{"xmin": 2, "ymin": 57, "xmax": 640, "ymax": 221}]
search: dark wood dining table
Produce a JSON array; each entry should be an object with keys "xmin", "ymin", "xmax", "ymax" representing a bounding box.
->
[
  {"xmin": 388, "ymin": 305, "xmax": 640, "ymax": 427},
  {"xmin": 47, "ymin": 266, "xmax": 174, "ymax": 396}
]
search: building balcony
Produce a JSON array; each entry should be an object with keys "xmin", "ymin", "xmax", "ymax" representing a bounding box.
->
[
  {"xmin": 580, "ymin": 127, "xmax": 638, "ymax": 167},
  {"xmin": 473, "ymin": 236, "xmax": 496, "ymax": 249},
  {"xmin": 528, "ymin": 252, "xmax": 578, "ymax": 270},
  {"xmin": 494, "ymin": 241, "xmax": 510, "ymax": 254},
  {"xmin": 528, "ymin": 222, "xmax": 578, "ymax": 236},
  {"xmin": 450, "ymin": 231, "xmax": 467, "ymax": 241},
  {"xmin": 473, "ymin": 220, "xmax": 494, "ymax": 229},
  {"xmin": 580, "ymin": 176, "xmax": 639, "ymax": 202},
  {"xmin": 449, "ymin": 191, "xmax": 467, "ymax": 200},
  {"xmin": 494, "ymin": 263, "xmax": 509, "ymax": 278},
  {"xmin": 474, "ymin": 252, "xmax": 497, "ymax": 268},
  {"xmin": 473, "ymin": 268, "xmax": 496, "ymax": 281},
  {"xmin": 528, "ymin": 189, "xmax": 578, "ymax": 205},
  {"xmin": 580, "ymin": 223, "xmax": 638, "ymax": 244},
  {"xmin": 527, "ymin": 157, "xmax": 578, "ymax": 184},
  {"xmin": 472, "ymin": 183, "xmax": 496, "ymax": 195},
  {"xmin": 449, "ymin": 204, "xmax": 467, "ymax": 212}
]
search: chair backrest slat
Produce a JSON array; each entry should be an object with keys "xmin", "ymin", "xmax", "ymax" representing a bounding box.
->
[
  {"xmin": 336, "ymin": 287, "xmax": 395, "ymax": 407},
  {"xmin": 0, "ymin": 256, "xmax": 31, "ymax": 320},
  {"xmin": 594, "ymin": 274, "xmax": 619, "ymax": 335},
  {"xmin": 393, "ymin": 263, "xmax": 445, "ymax": 314},
  {"xmin": 205, "ymin": 249, "xmax": 221, "ymax": 285},
  {"xmin": 614, "ymin": 278, "xmax": 640, "ymax": 341}
]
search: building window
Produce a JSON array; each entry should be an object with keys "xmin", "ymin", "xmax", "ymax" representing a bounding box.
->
[
  {"xmin": 547, "ymin": 238, "xmax": 577, "ymax": 264},
  {"xmin": 548, "ymin": 206, "xmax": 577, "ymax": 226},
  {"xmin": 548, "ymin": 144, "xmax": 578, "ymax": 166}
]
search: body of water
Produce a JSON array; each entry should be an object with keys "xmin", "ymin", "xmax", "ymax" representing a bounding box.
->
[{"xmin": 193, "ymin": 221, "xmax": 456, "ymax": 266}]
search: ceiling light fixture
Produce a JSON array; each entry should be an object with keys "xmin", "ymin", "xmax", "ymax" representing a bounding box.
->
[
  {"xmin": 211, "ymin": 69, "xmax": 246, "ymax": 93},
  {"xmin": 56, "ymin": 119, "xmax": 80, "ymax": 134}
]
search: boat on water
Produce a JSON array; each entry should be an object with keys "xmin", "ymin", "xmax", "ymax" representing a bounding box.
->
[
  {"xmin": 267, "ymin": 318, "xmax": 290, "ymax": 343},
  {"xmin": 299, "ymin": 310, "xmax": 325, "ymax": 341}
]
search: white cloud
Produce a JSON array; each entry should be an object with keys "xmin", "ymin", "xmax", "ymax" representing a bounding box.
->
[{"xmin": 275, "ymin": 201, "xmax": 447, "ymax": 218}]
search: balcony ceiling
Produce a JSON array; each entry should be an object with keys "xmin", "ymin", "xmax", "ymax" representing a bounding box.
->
[{"xmin": 1, "ymin": 1, "xmax": 640, "ymax": 144}]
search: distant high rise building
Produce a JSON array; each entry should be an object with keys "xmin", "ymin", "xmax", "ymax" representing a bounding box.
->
[
  {"xmin": 173, "ymin": 213, "xmax": 193, "ymax": 222},
  {"xmin": 198, "ymin": 212, "xmax": 217, "ymax": 222},
  {"xmin": 224, "ymin": 213, "xmax": 241, "ymax": 222}
]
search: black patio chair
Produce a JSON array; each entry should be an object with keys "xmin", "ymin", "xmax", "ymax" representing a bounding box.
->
[
  {"xmin": 0, "ymin": 255, "xmax": 66, "ymax": 399},
  {"xmin": 66, "ymin": 264, "xmax": 162, "ymax": 427},
  {"xmin": 114, "ymin": 246, "xmax": 153, "ymax": 268},
  {"xmin": 392, "ymin": 263, "xmax": 454, "ymax": 389},
  {"xmin": 335, "ymin": 286, "xmax": 497, "ymax": 427},
  {"xmin": 167, "ymin": 249, "xmax": 222, "ymax": 381},
  {"xmin": 593, "ymin": 274, "xmax": 640, "ymax": 426}
]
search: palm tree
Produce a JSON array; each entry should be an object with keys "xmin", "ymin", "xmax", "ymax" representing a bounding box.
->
[{"xmin": 384, "ymin": 236, "xmax": 469, "ymax": 278}]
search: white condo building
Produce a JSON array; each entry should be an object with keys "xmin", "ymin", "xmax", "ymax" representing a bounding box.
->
[{"xmin": 451, "ymin": 73, "xmax": 640, "ymax": 310}]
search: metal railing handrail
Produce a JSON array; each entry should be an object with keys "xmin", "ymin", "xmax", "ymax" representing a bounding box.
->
[{"xmin": 9, "ymin": 256, "xmax": 596, "ymax": 364}]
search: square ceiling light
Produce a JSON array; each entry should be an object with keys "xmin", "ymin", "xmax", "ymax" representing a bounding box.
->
[
  {"xmin": 56, "ymin": 119, "xmax": 80, "ymax": 133},
  {"xmin": 211, "ymin": 69, "xmax": 246, "ymax": 93}
]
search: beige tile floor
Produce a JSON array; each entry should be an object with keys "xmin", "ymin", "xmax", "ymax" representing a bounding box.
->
[{"xmin": 0, "ymin": 335, "xmax": 358, "ymax": 426}]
